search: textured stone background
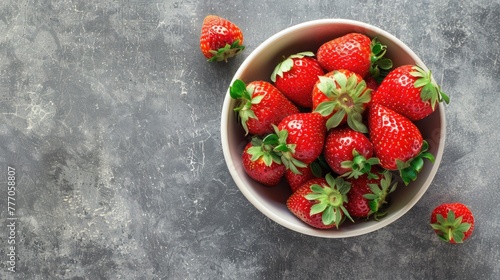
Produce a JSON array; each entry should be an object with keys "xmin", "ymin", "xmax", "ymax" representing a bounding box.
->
[{"xmin": 0, "ymin": 0, "xmax": 499, "ymax": 279}]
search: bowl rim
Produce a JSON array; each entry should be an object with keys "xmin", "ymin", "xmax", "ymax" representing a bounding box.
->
[{"xmin": 220, "ymin": 18, "xmax": 446, "ymax": 238}]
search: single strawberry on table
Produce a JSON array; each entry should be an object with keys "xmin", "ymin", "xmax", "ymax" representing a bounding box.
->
[
  {"xmin": 271, "ymin": 51, "xmax": 325, "ymax": 108},
  {"xmin": 323, "ymin": 126, "xmax": 379, "ymax": 179},
  {"xmin": 312, "ymin": 69, "xmax": 371, "ymax": 133},
  {"xmin": 242, "ymin": 137, "xmax": 286, "ymax": 187},
  {"xmin": 200, "ymin": 15, "xmax": 245, "ymax": 62},
  {"xmin": 229, "ymin": 79, "xmax": 299, "ymax": 136},
  {"xmin": 345, "ymin": 170, "xmax": 397, "ymax": 219},
  {"xmin": 372, "ymin": 65, "xmax": 449, "ymax": 121},
  {"xmin": 368, "ymin": 103, "xmax": 435, "ymax": 185},
  {"xmin": 286, "ymin": 174, "xmax": 353, "ymax": 229},
  {"xmin": 430, "ymin": 202, "xmax": 474, "ymax": 244},
  {"xmin": 316, "ymin": 33, "xmax": 392, "ymax": 79}
]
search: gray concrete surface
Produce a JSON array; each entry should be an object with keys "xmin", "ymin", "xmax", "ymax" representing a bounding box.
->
[{"xmin": 0, "ymin": 0, "xmax": 499, "ymax": 279}]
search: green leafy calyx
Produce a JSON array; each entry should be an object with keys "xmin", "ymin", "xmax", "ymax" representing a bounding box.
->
[
  {"xmin": 270, "ymin": 125, "xmax": 307, "ymax": 174},
  {"xmin": 304, "ymin": 174, "xmax": 353, "ymax": 228},
  {"xmin": 340, "ymin": 149, "xmax": 380, "ymax": 179},
  {"xmin": 410, "ymin": 65, "xmax": 450, "ymax": 110},
  {"xmin": 396, "ymin": 140, "xmax": 435, "ymax": 185},
  {"xmin": 369, "ymin": 37, "xmax": 393, "ymax": 83},
  {"xmin": 208, "ymin": 39, "xmax": 245, "ymax": 62},
  {"xmin": 431, "ymin": 210, "xmax": 471, "ymax": 243},
  {"xmin": 247, "ymin": 136, "xmax": 282, "ymax": 167},
  {"xmin": 363, "ymin": 171, "xmax": 398, "ymax": 220},
  {"xmin": 314, "ymin": 71, "xmax": 371, "ymax": 132},
  {"xmin": 229, "ymin": 79, "xmax": 265, "ymax": 135},
  {"xmin": 271, "ymin": 51, "xmax": 315, "ymax": 82}
]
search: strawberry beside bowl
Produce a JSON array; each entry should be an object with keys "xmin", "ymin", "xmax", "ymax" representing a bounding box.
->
[{"xmin": 220, "ymin": 19, "xmax": 446, "ymax": 238}]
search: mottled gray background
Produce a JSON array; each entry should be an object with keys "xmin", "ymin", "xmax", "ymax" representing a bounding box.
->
[{"xmin": 0, "ymin": 0, "xmax": 499, "ymax": 279}]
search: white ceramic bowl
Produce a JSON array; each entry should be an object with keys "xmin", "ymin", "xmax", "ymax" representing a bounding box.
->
[{"xmin": 220, "ymin": 19, "xmax": 445, "ymax": 238}]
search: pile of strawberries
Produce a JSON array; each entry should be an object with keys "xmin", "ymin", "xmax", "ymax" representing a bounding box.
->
[
  {"xmin": 199, "ymin": 16, "xmax": 477, "ymax": 239},
  {"xmin": 200, "ymin": 15, "xmax": 474, "ymax": 242},
  {"xmin": 228, "ymin": 30, "xmax": 450, "ymax": 230}
]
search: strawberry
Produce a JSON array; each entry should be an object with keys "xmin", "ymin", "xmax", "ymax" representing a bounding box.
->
[
  {"xmin": 271, "ymin": 52, "xmax": 325, "ymax": 108},
  {"xmin": 345, "ymin": 170, "xmax": 397, "ymax": 219},
  {"xmin": 368, "ymin": 104, "xmax": 435, "ymax": 185},
  {"xmin": 286, "ymin": 174, "xmax": 353, "ymax": 229},
  {"xmin": 285, "ymin": 161, "xmax": 323, "ymax": 192},
  {"xmin": 230, "ymin": 79, "xmax": 299, "ymax": 136},
  {"xmin": 285, "ymin": 166, "xmax": 315, "ymax": 193},
  {"xmin": 364, "ymin": 75, "xmax": 380, "ymax": 92},
  {"xmin": 430, "ymin": 203, "xmax": 474, "ymax": 244},
  {"xmin": 312, "ymin": 69, "xmax": 371, "ymax": 132},
  {"xmin": 316, "ymin": 33, "xmax": 392, "ymax": 78},
  {"xmin": 242, "ymin": 138, "xmax": 285, "ymax": 187},
  {"xmin": 273, "ymin": 112, "xmax": 327, "ymax": 173},
  {"xmin": 200, "ymin": 15, "xmax": 245, "ymax": 62},
  {"xmin": 372, "ymin": 65, "xmax": 449, "ymax": 121},
  {"xmin": 323, "ymin": 126, "xmax": 379, "ymax": 179}
]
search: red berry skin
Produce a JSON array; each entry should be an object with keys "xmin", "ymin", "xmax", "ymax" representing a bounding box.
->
[
  {"xmin": 245, "ymin": 81, "xmax": 300, "ymax": 136},
  {"xmin": 242, "ymin": 142, "xmax": 285, "ymax": 187},
  {"xmin": 368, "ymin": 104, "xmax": 423, "ymax": 170},
  {"xmin": 285, "ymin": 165, "xmax": 316, "ymax": 192},
  {"xmin": 323, "ymin": 126, "xmax": 373, "ymax": 176},
  {"xmin": 364, "ymin": 75, "xmax": 379, "ymax": 92},
  {"xmin": 317, "ymin": 33, "xmax": 372, "ymax": 77},
  {"xmin": 372, "ymin": 65, "xmax": 432, "ymax": 121},
  {"xmin": 274, "ymin": 56, "xmax": 324, "ymax": 108},
  {"xmin": 430, "ymin": 203, "xmax": 475, "ymax": 244},
  {"xmin": 200, "ymin": 15, "xmax": 244, "ymax": 61},
  {"xmin": 345, "ymin": 175, "xmax": 377, "ymax": 218},
  {"xmin": 286, "ymin": 178, "xmax": 337, "ymax": 229},
  {"xmin": 278, "ymin": 112, "xmax": 326, "ymax": 164}
]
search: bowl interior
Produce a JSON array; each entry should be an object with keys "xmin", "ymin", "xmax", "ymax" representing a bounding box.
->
[{"xmin": 221, "ymin": 19, "xmax": 445, "ymax": 238}]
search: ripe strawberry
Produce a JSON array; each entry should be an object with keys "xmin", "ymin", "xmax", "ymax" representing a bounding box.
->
[
  {"xmin": 286, "ymin": 174, "xmax": 353, "ymax": 229},
  {"xmin": 364, "ymin": 75, "xmax": 380, "ymax": 92},
  {"xmin": 430, "ymin": 203, "xmax": 474, "ymax": 244},
  {"xmin": 285, "ymin": 161, "xmax": 323, "ymax": 192},
  {"xmin": 242, "ymin": 138, "xmax": 285, "ymax": 187},
  {"xmin": 273, "ymin": 112, "xmax": 327, "ymax": 173},
  {"xmin": 345, "ymin": 170, "xmax": 397, "ymax": 219},
  {"xmin": 323, "ymin": 126, "xmax": 379, "ymax": 179},
  {"xmin": 271, "ymin": 52, "xmax": 325, "ymax": 108},
  {"xmin": 368, "ymin": 104, "xmax": 435, "ymax": 185},
  {"xmin": 230, "ymin": 79, "xmax": 299, "ymax": 136},
  {"xmin": 316, "ymin": 33, "xmax": 392, "ymax": 78},
  {"xmin": 372, "ymin": 65, "xmax": 449, "ymax": 121},
  {"xmin": 200, "ymin": 15, "xmax": 245, "ymax": 62},
  {"xmin": 312, "ymin": 69, "xmax": 371, "ymax": 132}
]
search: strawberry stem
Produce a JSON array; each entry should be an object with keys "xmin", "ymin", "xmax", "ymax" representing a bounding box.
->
[
  {"xmin": 314, "ymin": 71, "xmax": 371, "ymax": 133},
  {"xmin": 369, "ymin": 37, "xmax": 393, "ymax": 83},
  {"xmin": 305, "ymin": 174, "xmax": 353, "ymax": 228},
  {"xmin": 430, "ymin": 210, "xmax": 472, "ymax": 243},
  {"xmin": 363, "ymin": 171, "xmax": 398, "ymax": 220},
  {"xmin": 271, "ymin": 51, "xmax": 315, "ymax": 82},
  {"xmin": 208, "ymin": 39, "xmax": 245, "ymax": 62},
  {"xmin": 410, "ymin": 65, "xmax": 450, "ymax": 110},
  {"xmin": 340, "ymin": 149, "xmax": 380, "ymax": 179},
  {"xmin": 396, "ymin": 140, "xmax": 435, "ymax": 185},
  {"xmin": 248, "ymin": 125, "xmax": 308, "ymax": 175},
  {"xmin": 247, "ymin": 136, "xmax": 282, "ymax": 166},
  {"xmin": 230, "ymin": 79, "xmax": 264, "ymax": 135}
]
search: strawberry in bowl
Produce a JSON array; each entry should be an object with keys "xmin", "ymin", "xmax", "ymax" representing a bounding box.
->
[{"xmin": 221, "ymin": 19, "xmax": 447, "ymax": 238}]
